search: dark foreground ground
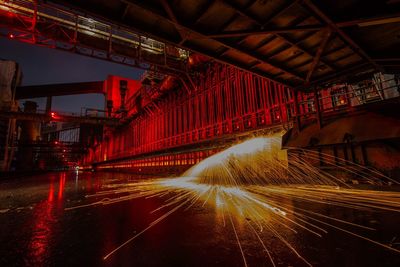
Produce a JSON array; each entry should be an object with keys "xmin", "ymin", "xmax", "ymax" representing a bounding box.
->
[{"xmin": 0, "ymin": 171, "xmax": 399, "ymax": 267}]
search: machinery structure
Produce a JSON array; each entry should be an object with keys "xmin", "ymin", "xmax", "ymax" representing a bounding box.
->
[
  {"xmin": 84, "ymin": 66, "xmax": 400, "ymax": 176},
  {"xmin": 0, "ymin": 0, "xmax": 399, "ymax": 176}
]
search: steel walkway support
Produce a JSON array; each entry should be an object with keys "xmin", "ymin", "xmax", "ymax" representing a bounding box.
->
[{"xmin": 0, "ymin": 0, "xmax": 190, "ymax": 76}]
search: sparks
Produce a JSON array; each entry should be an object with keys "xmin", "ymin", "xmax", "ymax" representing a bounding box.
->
[{"xmin": 66, "ymin": 135, "xmax": 400, "ymax": 266}]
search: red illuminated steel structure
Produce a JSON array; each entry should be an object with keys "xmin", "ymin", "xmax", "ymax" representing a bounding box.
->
[
  {"xmin": 88, "ymin": 64, "xmax": 294, "ymax": 163},
  {"xmin": 0, "ymin": 0, "xmax": 189, "ymax": 76},
  {"xmin": 82, "ymin": 63, "xmax": 398, "ymax": 172}
]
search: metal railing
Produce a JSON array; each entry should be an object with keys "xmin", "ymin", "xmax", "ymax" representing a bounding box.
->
[{"xmin": 0, "ymin": 0, "xmax": 190, "ymax": 74}]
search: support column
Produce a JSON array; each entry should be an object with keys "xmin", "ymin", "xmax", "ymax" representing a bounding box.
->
[
  {"xmin": 119, "ymin": 80, "xmax": 127, "ymax": 114},
  {"xmin": 17, "ymin": 101, "xmax": 40, "ymax": 170},
  {"xmin": 333, "ymin": 145, "xmax": 339, "ymax": 166},
  {"xmin": 45, "ymin": 96, "xmax": 52, "ymax": 114},
  {"xmin": 293, "ymin": 90, "xmax": 302, "ymax": 132},
  {"xmin": 361, "ymin": 144, "xmax": 369, "ymax": 166},
  {"xmin": 314, "ymin": 88, "xmax": 323, "ymax": 129},
  {"xmin": 106, "ymin": 100, "xmax": 113, "ymax": 117}
]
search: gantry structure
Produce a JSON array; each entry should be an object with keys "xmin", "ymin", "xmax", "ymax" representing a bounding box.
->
[{"xmin": 1, "ymin": 0, "xmax": 399, "ymax": 172}]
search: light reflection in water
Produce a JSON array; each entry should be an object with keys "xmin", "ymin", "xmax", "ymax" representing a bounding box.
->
[{"xmin": 27, "ymin": 174, "xmax": 66, "ymax": 266}]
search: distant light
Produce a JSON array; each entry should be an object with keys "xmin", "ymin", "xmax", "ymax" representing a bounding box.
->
[
  {"xmin": 51, "ymin": 112, "xmax": 56, "ymax": 118},
  {"xmin": 54, "ymin": 141, "xmax": 59, "ymax": 145},
  {"xmin": 9, "ymin": 34, "xmax": 14, "ymax": 39}
]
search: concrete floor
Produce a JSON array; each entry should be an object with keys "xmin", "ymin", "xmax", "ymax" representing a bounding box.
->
[{"xmin": 0, "ymin": 171, "xmax": 399, "ymax": 267}]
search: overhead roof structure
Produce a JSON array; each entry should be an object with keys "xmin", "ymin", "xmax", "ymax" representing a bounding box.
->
[{"xmin": 45, "ymin": 0, "xmax": 400, "ymax": 88}]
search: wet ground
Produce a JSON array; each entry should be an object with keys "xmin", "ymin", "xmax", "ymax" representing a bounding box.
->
[{"xmin": 0, "ymin": 171, "xmax": 400, "ymax": 267}]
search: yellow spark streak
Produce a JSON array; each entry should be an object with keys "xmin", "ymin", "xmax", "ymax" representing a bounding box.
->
[
  {"xmin": 66, "ymin": 135, "xmax": 400, "ymax": 266},
  {"xmin": 229, "ymin": 213, "xmax": 248, "ymax": 267},
  {"xmin": 246, "ymin": 220, "xmax": 276, "ymax": 267}
]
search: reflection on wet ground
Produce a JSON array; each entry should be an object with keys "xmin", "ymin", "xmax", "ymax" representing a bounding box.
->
[{"xmin": 0, "ymin": 171, "xmax": 400, "ymax": 267}]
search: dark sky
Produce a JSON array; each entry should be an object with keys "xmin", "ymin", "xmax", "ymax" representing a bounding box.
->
[{"xmin": 0, "ymin": 38, "xmax": 143, "ymax": 112}]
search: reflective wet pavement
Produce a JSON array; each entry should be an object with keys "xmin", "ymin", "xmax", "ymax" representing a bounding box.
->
[{"xmin": 0, "ymin": 171, "xmax": 400, "ymax": 267}]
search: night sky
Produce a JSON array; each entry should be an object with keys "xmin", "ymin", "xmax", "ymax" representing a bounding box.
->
[{"xmin": 0, "ymin": 38, "xmax": 143, "ymax": 112}]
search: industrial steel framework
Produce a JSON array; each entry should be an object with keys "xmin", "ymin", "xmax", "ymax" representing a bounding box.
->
[
  {"xmin": 83, "ymin": 63, "xmax": 399, "ymax": 172},
  {"xmin": 1, "ymin": 0, "xmax": 399, "ymax": 172},
  {"xmin": 0, "ymin": 0, "xmax": 190, "ymax": 76},
  {"xmin": 0, "ymin": 109, "xmax": 121, "ymax": 126},
  {"xmin": 38, "ymin": 0, "xmax": 400, "ymax": 86},
  {"xmin": 2, "ymin": 0, "xmax": 399, "ymax": 87}
]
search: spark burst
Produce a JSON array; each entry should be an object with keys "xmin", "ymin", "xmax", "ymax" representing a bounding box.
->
[{"xmin": 66, "ymin": 134, "xmax": 400, "ymax": 266}]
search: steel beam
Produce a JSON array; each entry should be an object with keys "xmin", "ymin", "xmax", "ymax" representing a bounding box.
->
[
  {"xmin": 306, "ymin": 29, "xmax": 332, "ymax": 83},
  {"xmin": 336, "ymin": 13, "xmax": 400, "ymax": 27},
  {"xmin": 302, "ymin": 0, "xmax": 381, "ymax": 71},
  {"xmin": 205, "ymin": 25, "xmax": 322, "ymax": 38},
  {"xmin": 0, "ymin": 0, "xmax": 189, "ymax": 77},
  {"xmin": 121, "ymin": 0, "xmax": 305, "ymax": 82},
  {"xmin": 16, "ymin": 81, "xmax": 105, "ymax": 99},
  {"xmin": 159, "ymin": 0, "xmax": 186, "ymax": 44},
  {"xmin": 205, "ymin": 13, "xmax": 400, "ymax": 39},
  {"xmin": 0, "ymin": 111, "xmax": 120, "ymax": 126},
  {"xmin": 218, "ymin": 0, "xmax": 336, "ymax": 75}
]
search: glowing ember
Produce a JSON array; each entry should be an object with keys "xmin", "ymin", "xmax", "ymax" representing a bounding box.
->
[{"xmin": 66, "ymin": 135, "xmax": 400, "ymax": 266}]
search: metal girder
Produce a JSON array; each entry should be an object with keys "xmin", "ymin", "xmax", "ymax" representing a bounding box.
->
[
  {"xmin": 218, "ymin": 0, "xmax": 336, "ymax": 75},
  {"xmin": 270, "ymin": 29, "xmax": 331, "ymax": 68},
  {"xmin": 296, "ymin": 62, "xmax": 372, "ymax": 90},
  {"xmin": 302, "ymin": 0, "xmax": 381, "ymax": 72},
  {"xmin": 159, "ymin": 0, "xmax": 186, "ymax": 44},
  {"xmin": 0, "ymin": 0, "xmax": 189, "ymax": 78},
  {"xmin": 268, "ymin": 26, "xmax": 332, "ymax": 62},
  {"xmin": 16, "ymin": 81, "xmax": 105, "ymax": 99},
  {"xmin": 336, "ymin": 13, "xmax": 400, "ymax": 27},
  {"xmin": 3, "ymin": 0, "xmax": 395, "ymax": 88},
  {"xmin": 120, "ymin": 2, "xmax": 130, "ymax": 19},
  {"xmin": 0, "ymin": 111, "xmax": 121, "ymax": 126},
  {"xmin": 205, "ymin": 25, "xmax": 322, "ymax": 38},
  {"xmin": 192, "ymin": 0, "xmax": 218, "ymax": 25},
  {"xmin": 260, "ymin": 0, "xmax": 301, "ymax": 26},
  {"xmin": 121, "ymin": 0, "xmax": 305, "ymax": 83},
  {"xmin": 306, "ymin": 28, "xmax": 332, "ymax": 83},
  {"xmin": 204, "ymin": 13, "xmax": 400, "ymax": 39},
  {"xmin": 374, "ymin": 58, "xmax": 400, "ymax": 62}
]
